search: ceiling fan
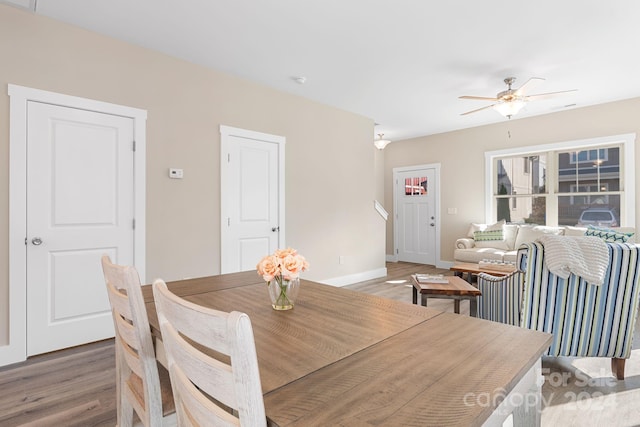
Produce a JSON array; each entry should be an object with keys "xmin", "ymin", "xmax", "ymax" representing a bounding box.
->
[{"xmin": 459, "ymin": 77, "xmax": 577, "ymax": 119}]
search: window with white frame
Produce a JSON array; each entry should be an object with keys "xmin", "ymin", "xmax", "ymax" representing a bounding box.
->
[{"xmin": 485, "ymin": 134, "xmax": 635, "ymax": 227}]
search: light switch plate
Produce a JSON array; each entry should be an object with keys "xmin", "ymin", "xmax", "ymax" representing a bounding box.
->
[{"xmin": 169, "ymin": 168, "xmax": 184, "ymax": 179}]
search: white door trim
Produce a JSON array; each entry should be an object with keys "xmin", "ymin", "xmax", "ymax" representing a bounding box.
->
[
  {"xmin": 220, "ymin": 125, "xmax": 285, "ymax": 272},
  {"xmin": 392, "ymin": 163, "xmax": 442, "ymax": 267},
  {"xmin": 3, "ymin": 84, "xmax": 147, "ymax": 367}
]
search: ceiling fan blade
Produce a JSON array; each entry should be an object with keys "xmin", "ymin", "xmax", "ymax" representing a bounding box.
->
[
  {"xmin": 459, "ymin": 95, "xmax": 499, "ymax": 101},
  {"xmin": 460, "ymin": 103, "xmax": 497, "ymax": 116},
  {"xmin": 525, "ymin": 89, "xmax": 578, "ymax": 101},
  {"xmin": 515, "ymin": 77, "xmax": 545, "ymax": 96}
]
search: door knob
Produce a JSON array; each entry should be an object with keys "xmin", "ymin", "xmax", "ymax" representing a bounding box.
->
[
  {"xmin": 271, "ymin": 227, "xmax": 280, "ymax": 232},
  {"xmin": 430, "ymin": 223, "xmax": 435, "ymax": 227},
  {"xmin": 32, "ymin": 237, "xmax": 43, "ymax": 246}
]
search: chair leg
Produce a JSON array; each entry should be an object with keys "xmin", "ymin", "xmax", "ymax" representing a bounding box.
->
[
  {"xmin": 118, "ymin": 380, "xmax": 135, "ymax": 427},
  {"xmin": 611, "ymin": 358, "xmax": 625, "ymax": 380},
  {"xmin": 115, "ymin": 365, "xmax": 122, "ymax": 427},
  {"xmin": 120, "ymin": 388, "xmax": 135, "ymax": 427}
]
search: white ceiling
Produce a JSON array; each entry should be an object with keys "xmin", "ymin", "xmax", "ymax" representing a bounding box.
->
[{"xmin": 12, "ymin": 0, "xmax": 640, "ymax": 141}]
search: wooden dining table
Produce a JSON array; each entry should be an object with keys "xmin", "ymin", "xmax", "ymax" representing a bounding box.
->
[{"xmin": 141, "ymin": 271, "xmax": 552, "ymax": 426}]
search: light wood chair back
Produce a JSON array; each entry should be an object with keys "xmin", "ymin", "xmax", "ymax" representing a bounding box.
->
[
  {"xmin": 152, "ymin": 279, "xmax": 266, "ymax": 427},
  {"xmin": 101, "ymin": 255, "xmax": 175, "ymax": 427}
]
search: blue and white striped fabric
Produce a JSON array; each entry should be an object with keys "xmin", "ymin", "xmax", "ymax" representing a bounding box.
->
[
  {"xmin": 477, "ymin": 271, "xmax": 523, "ymax": 326},
  {"xmin": 518, "ymin": 242, "xmax": 640, "ymax": 359}
]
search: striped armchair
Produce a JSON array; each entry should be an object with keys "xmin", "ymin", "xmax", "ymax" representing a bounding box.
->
[
  {"xmin": 478, "ymin": 241, "xmax": 640, "ymax": 379},
  {"xmin": 519, "ymin": 241, "xmax": 640, "ymax": 380},
  {"xmin": 477, "ymin": 270, "xmax": 523, "ymax": 326}
]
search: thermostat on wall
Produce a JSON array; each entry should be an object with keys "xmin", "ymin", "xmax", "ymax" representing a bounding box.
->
[{"xmin": 169, "ymin": 168, "xmax": 184, "ymax": 179}]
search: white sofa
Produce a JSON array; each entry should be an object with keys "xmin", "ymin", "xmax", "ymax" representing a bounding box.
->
[{"xmin": 454, "ymin": 221, "xmax": 636, "ymax": 264}]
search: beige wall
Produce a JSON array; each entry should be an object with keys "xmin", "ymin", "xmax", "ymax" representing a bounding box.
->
[
  {"xmin": 0, "ymin": 6, "xmax": 385, "ymax": 345},
  {"xmin": 383, "ymin": 98, "xmax": 640, "ymax": 262}
]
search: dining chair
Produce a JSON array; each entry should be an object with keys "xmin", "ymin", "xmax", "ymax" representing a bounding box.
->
[
  {"xmin": 152, "ymin": 279, "xmax": 267, "ymax": 427},
  {"xmin": 101, "ymin": 255, "xmax": 175, "ymax": 427}
]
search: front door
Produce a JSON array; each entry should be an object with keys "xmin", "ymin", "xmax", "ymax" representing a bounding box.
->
[
  {"xmin": 220, "ymin": 126, "xmax": 284, "ymax": 273},
  {"xmin": 395, "ymin": 167, "xmax": 437, "ymax": 264},
  {"xmin": 26, "ymin": 101, "xmax": 135, "ymax": 356}
]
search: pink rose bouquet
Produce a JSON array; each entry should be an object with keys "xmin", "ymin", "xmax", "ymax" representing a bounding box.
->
[
  {"xmin": 256, "ymin": 247, "xmax": 309, "ymax": 282},
  {"xmin": 257, "ymin": 248, "xmax": 309, "ymax": 310}
]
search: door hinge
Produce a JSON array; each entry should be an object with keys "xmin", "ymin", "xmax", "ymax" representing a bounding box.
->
[
  {"xmin": 227, "ymin": 217, "xmax": 231, "ymax": 226},
  {"xmin": 133, "ymin": 218, "xmax": 136, "ymax": 230},
  {"xmin": 133, "ymin": 140, "xmax": 136, "ymax": 152},
  {"xmin": 227, "ymin": 153, "xmax": 231, "ymax": 163},
  {"xmin": 396, "ymin": 249, "xmax": 399, "ymax": 254},
  {"xmin": 24, "ymin": 237, "xmax": 27, "ymax": 245}
]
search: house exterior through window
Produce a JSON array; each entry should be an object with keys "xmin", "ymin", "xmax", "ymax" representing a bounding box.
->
[{"xmin": 486, "ymin": 134, "xmax": 635, "ymax": 227}]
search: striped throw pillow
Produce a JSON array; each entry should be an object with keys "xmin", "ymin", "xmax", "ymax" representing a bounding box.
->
[
  {"xmin": 474, "ymin": 229, "xmax": 509, "ymax": 249},
  {"xmin": 474, "ymin": 229, "xmax": 505, "ymax": 242},
  {"xmin": 585, "ymin": 225, "xmax": 634, "ymax": 243}
]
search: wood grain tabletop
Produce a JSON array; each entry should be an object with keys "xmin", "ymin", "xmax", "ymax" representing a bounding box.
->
[{"xmin": 143, "ymin": 273, "xmax": 551, "ymax": 426}]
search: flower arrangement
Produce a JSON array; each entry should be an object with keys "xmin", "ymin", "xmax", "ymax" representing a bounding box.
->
[{"xmin": 257, "ymin": 248, "xmax": 309, "ymax": 310}]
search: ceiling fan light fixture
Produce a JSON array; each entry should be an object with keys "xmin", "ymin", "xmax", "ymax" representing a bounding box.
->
[
  {"xmin": 494, "ymin": 99, "xmax": 526, "ymax": 118},
  {"xmin": 460, "ymin": 76, "xmax": 575, "ymax": 119},
  {"xmin": 374, "ymin": 133, "xmax": 391, "ymax": 150}
]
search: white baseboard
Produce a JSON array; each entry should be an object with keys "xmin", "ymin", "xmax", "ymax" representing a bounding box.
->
[
  {"xmin": 384, "ymin": 255, "xmax": 453, "ymax": 270},
  {"xmin": 318, "ymin": 267, "xmax": 388, "ymax": 287},
  {"xmin": 0, "ymin": 344, "xmax": 26, "ymax": 368},
  {"xmin": 318, "ymin": 260, "xmax": 453, "ymax": 288}
]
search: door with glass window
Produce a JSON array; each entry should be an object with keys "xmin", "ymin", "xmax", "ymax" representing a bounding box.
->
[{"xmin": 396, "ymin": 168, "xmax": 437, "ymax": 264}]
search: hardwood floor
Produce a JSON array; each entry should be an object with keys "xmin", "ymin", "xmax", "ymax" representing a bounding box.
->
[
  {"xmin": 0, "ymin": 339, "xmax": 117, "ymax": 426},
  {"xmin": 1, "ymin": 262, "xmax": 638, "ymax": 426}
]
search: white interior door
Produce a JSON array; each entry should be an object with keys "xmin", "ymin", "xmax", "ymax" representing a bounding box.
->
[
  {"xmin": 26, "ymin": 101, "xmax": 135, "ymax": 356},
  {"xmin": 221, "ymin": 126, "xmax": 285, "ymax": 273},
  {"xmin": 396, "ymin": 167, "xmax": 437, "ymax": 264}
]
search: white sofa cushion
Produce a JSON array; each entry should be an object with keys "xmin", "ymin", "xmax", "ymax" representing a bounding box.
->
[
  {"xmin": 504, "ymin": 224, "xmax": 519, "ymax": 250},
  {"xmin": 454, "ymin": 248, "xmax": 506, "ymax": 263},
  {"xmin": 563, "ymin": 226, "xmax": 587, "ymax": 237},
  {"xmin": 466, "ymin": 222, "xmax": 485, "ymax": 238},
  {"xmin": 514, "ymin": 225, "xmax": 563, "ymax": 249}
]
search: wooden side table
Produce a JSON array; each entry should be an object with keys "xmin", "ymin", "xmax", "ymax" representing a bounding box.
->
[{"xmin": 411, "ymin": 275, "xmax": 482, "ymax": 316}]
